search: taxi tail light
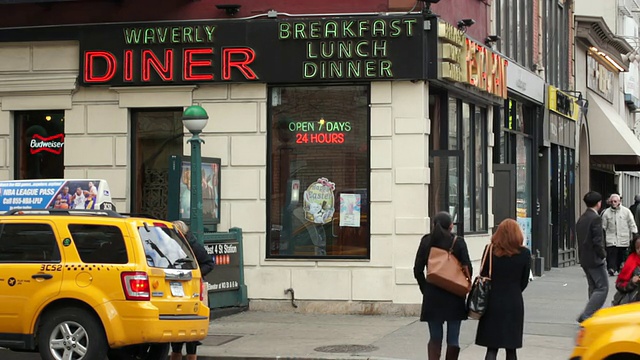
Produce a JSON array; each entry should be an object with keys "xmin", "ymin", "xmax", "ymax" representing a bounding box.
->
[
  {"xmin": 575, "ymin": 326, "xmax": 585, "ymax": 346},
  {"xmin": 121, "ymin": 271, "xmax": 150, "ymax": 301},
  {"xmin": 200, "ymin": 279, "xmax": 205, "ymax": 302}
]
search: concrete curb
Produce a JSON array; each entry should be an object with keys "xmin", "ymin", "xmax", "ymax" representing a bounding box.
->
[{"xmin": 196, "ymin": 357, "xmax": 407, "ymax": 360}]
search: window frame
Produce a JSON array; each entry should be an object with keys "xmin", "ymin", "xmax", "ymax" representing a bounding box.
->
[
  {"xmin": 431, "ymin": 94, "xmax": 488, "ymax": 234},
  {"xmin": 14, "ymin": 110, "xmax": 66, "ymax": 180},
  {"xmin": 129, "ymin": 108, "xmax": 184, "ymax": 220},
  {"xmin": 266, "ymin": 83, "xmax": 372, "ymax": 260}
]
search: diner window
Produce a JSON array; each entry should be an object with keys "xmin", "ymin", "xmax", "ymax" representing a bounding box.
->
[
  {"xmin": 268, "ymin": 85, "xmax": 370, "ymax": 258},
  {"xmin": 430, "ymin": 96, "xmax": 487, "ymax": 233},
  {"xmin": 15, "ymin": 111, "xmax": 65, "ymax": 179}
]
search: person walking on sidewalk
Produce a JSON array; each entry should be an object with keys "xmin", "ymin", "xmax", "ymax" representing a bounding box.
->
[
  {"xmin": 576, "ymin": 191, "xmax": 608, "ymax": 323},
  {"xmin": 601, "ymin": 193, "xmax": 637, "ymax": 276},
  {"xmin": 629, "ymin": 195, "xmax": 640, "ymax": 229},
  {"xmin": 475, "ymin": 219, "xmax": 531, "ymax": 360},
  {"xmin": 414, "ymin": 211, "xmax": 472, "ymax": 360},
  {"xmin": 170, "ymin": 220, "xmax": 215, "ymax": 360}
]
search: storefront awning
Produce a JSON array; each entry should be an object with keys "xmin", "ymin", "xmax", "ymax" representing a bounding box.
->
[{"xmin": 588, "ymin": 93, "xmax": 640, "ymax": 171}]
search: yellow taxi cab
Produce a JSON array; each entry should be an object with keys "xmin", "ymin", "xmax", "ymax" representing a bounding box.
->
[
  {"xmin": 571, "ymin": 302, "xmax": 640, "ymax": 359},
  {"xmin": 0, "ymin": 208, "xmax": 209, "ymax": 360}
]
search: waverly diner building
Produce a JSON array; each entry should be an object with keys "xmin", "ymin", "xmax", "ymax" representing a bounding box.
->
[{"xmin": 0, "ymin": 14, "xmax": 508, "ymax": 313}]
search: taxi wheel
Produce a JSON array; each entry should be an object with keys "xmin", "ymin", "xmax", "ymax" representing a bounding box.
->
[
  {"xmin": 38, "ymin": 307, "xmax": 108, "ymax": 360},
  {"xmin": 108, "ymin": 343, "xmax": 169, "ymax": 360}
]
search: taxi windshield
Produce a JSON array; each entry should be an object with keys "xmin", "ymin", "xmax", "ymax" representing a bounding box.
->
[{"xmin": 138, "ymin": 224, "xmax": 196, "ymax": 269}]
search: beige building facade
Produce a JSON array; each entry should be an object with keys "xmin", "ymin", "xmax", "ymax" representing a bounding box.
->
[{"xmin": 0, "ymin": 15, "xmax": 501, "ymax": 313}]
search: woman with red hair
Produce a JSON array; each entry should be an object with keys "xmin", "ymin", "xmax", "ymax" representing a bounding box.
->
[{"xmin": 475, "ymin": 218, "xmax": 532, "ymax": 360}]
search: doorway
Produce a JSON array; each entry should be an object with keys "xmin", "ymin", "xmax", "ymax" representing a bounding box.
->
[
  {"xmin": 492, "ymin": 164, "xmax": 516, "ymax": 229},
  {"xmin": 131, "ymin": 109, "xmax": 184, "ymax": 219}
]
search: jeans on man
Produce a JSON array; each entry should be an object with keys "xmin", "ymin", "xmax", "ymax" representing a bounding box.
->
[{"xmin": 578, "ymin": 264, "xmax": 609, "ymax": 322}]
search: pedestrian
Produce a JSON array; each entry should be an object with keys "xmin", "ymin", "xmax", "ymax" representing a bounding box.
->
[
  {"xmin": 414, "ymin": 211, "xmax": 472, "ymax": 360},
  {"xmin": 575, "ymin": 191, "xmax": 608, "ymax": 323},
  {"xmin": 631, "ymin": 195, "xmax": 640, "ymax": 231},
  {"xmin": 474, "ymin": 218, "xmax": 531, "ymax": 360},
  {"xmin": 601, "ymin": 193, "xmax": 637, "ymax": 276},
  {"xmin": 170, "ymin": 220, "xmax": 215, "ymax": 360}
]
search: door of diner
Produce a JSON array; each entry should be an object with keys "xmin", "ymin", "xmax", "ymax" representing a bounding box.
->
[
  {"xmin": 492, "ymin": 164, "xmax": 516, "ymax": 229},
  {"xmin": 131, "ymin": 109, "xmax": 184, "ymax": 219}
]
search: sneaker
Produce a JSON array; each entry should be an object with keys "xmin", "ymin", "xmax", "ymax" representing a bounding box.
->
[{"xmin": 608, "ymin": 269, "xmax": 615, "ymax": 276}]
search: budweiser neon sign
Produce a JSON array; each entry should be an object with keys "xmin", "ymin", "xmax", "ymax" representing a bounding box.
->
[{"xmin": 30, "ymin": 134, "xmax": 64, "ymax": 155}]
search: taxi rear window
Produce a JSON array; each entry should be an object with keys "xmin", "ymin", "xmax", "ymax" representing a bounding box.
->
[{"xmin": 138, "ymin": 224, "xmax": 196, "ymax": 269}]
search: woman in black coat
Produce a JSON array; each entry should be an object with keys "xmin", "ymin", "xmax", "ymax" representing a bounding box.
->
[
  {"xmin": 171, "ymin": 220, "xmax": 215, "ymax": 360},
  {"xmin": 414, "ymin": 212, "xmax": 472, "ymax": 360},
  {"xmin": 475, "ymin": 218, "xmax": 531, "ymax": 360}
]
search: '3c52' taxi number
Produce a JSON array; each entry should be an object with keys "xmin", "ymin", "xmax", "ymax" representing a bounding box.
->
[{"xmin": 40, "ymin": 265, "xmax": 62, "ymax": 272}]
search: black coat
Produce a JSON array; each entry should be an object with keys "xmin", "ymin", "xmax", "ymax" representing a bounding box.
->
[
  {"xmin": 475, "ymin": 246, "xmax": 531, "ymax": 349},
  {"xmin": 186, "ymin": 231, "xmax": 215, "ymax": 277},
  {"xmin": 413, "ymin": 233, "xmax": 472, "ymax": 322},
  {"xmin": 576, "ymin": 209, "xmax": 606, "ymax": 269}
]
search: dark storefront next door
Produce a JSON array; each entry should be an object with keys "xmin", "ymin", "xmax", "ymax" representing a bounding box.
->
[
  {"xmin": 493, "ymin": 164, "xmax": 516, "ymax": 228},
  {"xmin": 550, "ymin": 145, "xmax": 576, "ymax": 267}
]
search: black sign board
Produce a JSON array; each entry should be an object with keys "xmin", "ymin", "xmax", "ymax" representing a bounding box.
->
[
  {"xmin": 204, "ymin": 241, "xmax": 240, "ymax": 293},
  {"xmin": 555, "ymin": 91, "xmax": 575, "ymax": 119},
  {"xmin": 79, "ymin": 15, "xmax": 425, "ymax": 86}
]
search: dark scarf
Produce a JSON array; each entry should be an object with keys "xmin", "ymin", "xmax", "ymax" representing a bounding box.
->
[{"xmin": 617, "ymin": 252, "xmax": 640, "ymax": 288}]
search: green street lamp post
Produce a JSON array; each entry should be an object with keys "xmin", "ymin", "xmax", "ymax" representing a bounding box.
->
[{"xmin": 182, "ymin": 105, "xmax": 209, "ymax": 245}]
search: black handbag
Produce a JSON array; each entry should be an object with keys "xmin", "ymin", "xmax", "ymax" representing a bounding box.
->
[{"xmin": 467, "ymin": 244, "xmax": 492, "ymax": 320}]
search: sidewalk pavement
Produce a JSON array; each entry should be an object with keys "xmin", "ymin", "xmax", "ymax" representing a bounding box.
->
[{"xmin": 195, "ymin": 265, "xmax": 619, "ymax": 360}]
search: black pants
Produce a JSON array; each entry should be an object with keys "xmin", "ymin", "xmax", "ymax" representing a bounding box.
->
[
  {"xmin": 171, "ymin": 342, "xmax": 198, "ymax": 355},
  {"xmin": 485, "ymin": 348, "xmax": 517, "ymax": 360},
  {"xmin": 606, "ymin": 246, "xmax": 627, "ymax": 273}
]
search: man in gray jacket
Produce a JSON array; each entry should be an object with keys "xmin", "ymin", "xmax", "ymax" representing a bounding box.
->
[
  {"xmin": 601, "ymin": 193, "xmax": 638, "ymax": 276},
  {"xmin": 576, "ymin": 191, "xmax": 607, "ymax": 323}
]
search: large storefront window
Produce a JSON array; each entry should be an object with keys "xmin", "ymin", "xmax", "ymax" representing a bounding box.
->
[
  {"xmin": 15, "ymin": 111, "xmax": 65, "ymax": 179},
  {"xmin": 268, "ymin": 85, "xmax": 370, "ymax": 258},
  {"xmin": 430, "ymin": 94, "xmax": 487, "ymax": 233}
]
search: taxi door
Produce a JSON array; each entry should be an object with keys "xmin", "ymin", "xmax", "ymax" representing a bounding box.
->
[{"xmin": 0, "ymin": 220, "xmax": 63, "ymax": 334}]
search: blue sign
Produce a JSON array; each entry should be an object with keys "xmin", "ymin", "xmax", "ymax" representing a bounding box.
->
[
  {"xmin": 0, "ymin": 180, "xmax": 65, "ymax": 212},
  {"xmin": 0, "ymin": 179, "xmax": 112, "ymax": 212}
]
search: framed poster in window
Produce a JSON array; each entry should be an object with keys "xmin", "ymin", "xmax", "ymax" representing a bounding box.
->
[{"xmin": 168, "ymin": 156, "xmax": 221, "ymax": 226}]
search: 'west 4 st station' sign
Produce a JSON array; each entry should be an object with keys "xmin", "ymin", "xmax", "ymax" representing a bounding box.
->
[{"xmin": 80, "ymin": 16, "xmax": 425, "ymax": 86}]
